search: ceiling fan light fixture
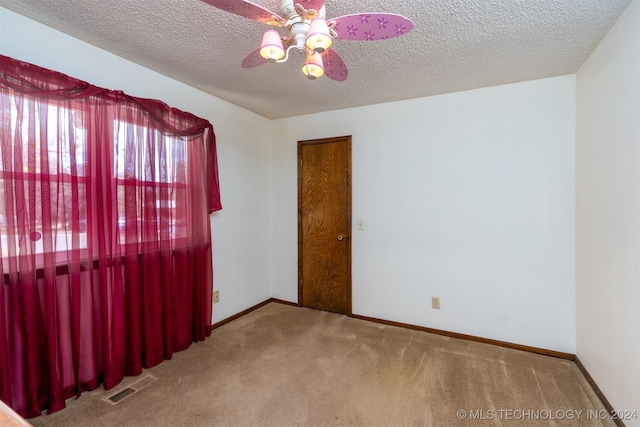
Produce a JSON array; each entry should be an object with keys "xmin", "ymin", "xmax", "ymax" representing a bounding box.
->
[
  {"xmin": 305, "ymin": 18, "xmax": 332, "ymax": 53},
  {"xmin": 204, "ymin": 0, "xmax": 414, "ymax": 82},
  {"xmin": 259, "ymin": 29, "xmax": 285, "ymax": 62},
  {"xmin": 302, "ymin": 52, "xmax": 324, "ymax": 80}
]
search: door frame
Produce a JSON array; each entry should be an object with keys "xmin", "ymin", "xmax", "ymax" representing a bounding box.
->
[{"xmin": 297, "ymin": 135, "xmax": 352, "ymax": 315}]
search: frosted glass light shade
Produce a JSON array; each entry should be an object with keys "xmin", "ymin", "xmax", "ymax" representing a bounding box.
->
[
  {"xmin": 260, "ymin": 30, "xmax": 285, "ymax": 62},
  {"xmin": 302, "ymin": 52, "xmax": 324, "ymax": 79},
  {"xmin": 305, "ymin": 18, "xmax": 332, "ymax": 53}
]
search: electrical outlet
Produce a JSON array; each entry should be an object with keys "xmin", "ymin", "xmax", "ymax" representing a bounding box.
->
[
  {"xmin": 432, "ymin": 296, "xmax": 440, "ymax": 309},
  {"xmin": 213, "ymin": 290, "xmax": 220, "ymax": 304}
]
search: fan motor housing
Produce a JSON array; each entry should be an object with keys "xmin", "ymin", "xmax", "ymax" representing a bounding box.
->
[{"xmin": 279, "ymin": 0, "xmax": 326, "ymax": 22}]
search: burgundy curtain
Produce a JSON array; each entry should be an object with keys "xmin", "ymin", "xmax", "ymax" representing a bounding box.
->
[{"xmin": 0, "ymin": 55, "xmax": 222, "ymax": 418}]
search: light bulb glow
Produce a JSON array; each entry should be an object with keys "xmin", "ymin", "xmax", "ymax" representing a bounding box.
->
[
  {"xmin": 302, "ymin": 52, "xmax": 324, "ymax": 79},
  {"xmin": 305, "ymin": 18, "xmax": 332, "ymax": 53},
  {"xmin": 260, "ymin": 29, "xmax": 285, "ymax": 62}
]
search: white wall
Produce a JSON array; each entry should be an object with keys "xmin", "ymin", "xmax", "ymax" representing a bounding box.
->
[
  {"xmin": 0, "ymin": 7, "xmax": 274, "ymax": 323},
  {"xmin": 576, "ymin": 0, "xmax": 640, "ymax": 421},
  {"xmin": 272, "ymin": 76, "xmax": 576, "ymax": 352}
]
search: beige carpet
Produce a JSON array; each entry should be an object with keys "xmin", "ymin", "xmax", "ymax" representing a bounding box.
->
[{"xmin": 29, "ymin": 302, "xmax": 614, "ymax": 426}]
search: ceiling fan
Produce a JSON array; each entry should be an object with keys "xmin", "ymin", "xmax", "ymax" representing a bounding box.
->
[{"xmin": 200, "ymin": 0, "xmax": 414, "ymax": 80}]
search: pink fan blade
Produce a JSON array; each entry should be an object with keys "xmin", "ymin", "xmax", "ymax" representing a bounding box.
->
[
  {"xmin": 296, "ymin": 0, "xmax": 325, "ymax": 11},
  {"xmin": 200, "ymin": 0, "xmax": 284, "ymax": 26},
  {"xmin": 241, "ymin": 48, "xmax": 267, "ymax": 68},
  {"xmin": 322, "ymin": 49, "xmax": 348, "ymax": 81},
  {"xmin": 331, "ymin": 13, "xmax": 414, "ymax": 41}
]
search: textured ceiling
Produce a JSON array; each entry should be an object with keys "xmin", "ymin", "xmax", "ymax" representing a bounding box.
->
[{"xmin": 0, "ymin": 0, "xmax": 632, "ymax": 119}]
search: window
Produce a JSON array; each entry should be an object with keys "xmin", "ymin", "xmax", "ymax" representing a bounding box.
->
[
  {"xmin": 0, "ymin": 96, "xmax": 88, "ymax": 256},
  {"xmin": 113, "ymin": 122, "xmax": 188, "ymax": 243},
  {"xmin": 1, "ymin": 54, "xmax": 221, "ymax": 419}
]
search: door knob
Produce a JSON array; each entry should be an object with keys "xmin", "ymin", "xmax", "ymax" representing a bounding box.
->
[{"xmin": 337, "ymin": 234, "xmax": 346, "ymax": 241}]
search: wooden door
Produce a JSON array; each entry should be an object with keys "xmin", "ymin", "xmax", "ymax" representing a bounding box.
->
[{"xmin": 298, "ymin": 136, "xmax": 351, "ymax": 314}]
